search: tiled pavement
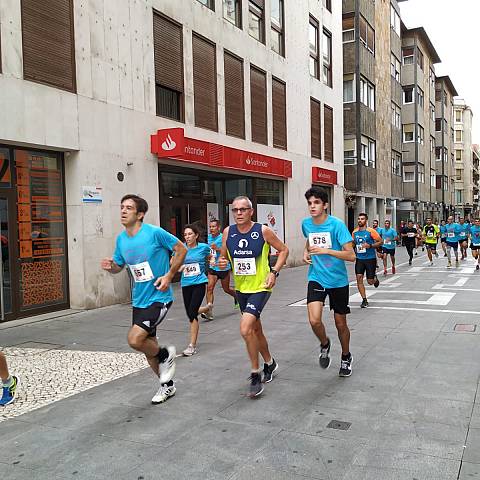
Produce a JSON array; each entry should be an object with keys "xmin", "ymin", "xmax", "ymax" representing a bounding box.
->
[{"xmin": 0, "ymin": 247, "xmax": 479, "ymax": 479}]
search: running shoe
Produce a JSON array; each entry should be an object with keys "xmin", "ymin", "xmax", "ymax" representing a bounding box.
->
[
  {"xmin": 263, "ymin": 358, "xmax": 278, "ymax": 383},
  {"xmin": 151, "ymin": 383, "xmax": 176, "ymax": 404},
  {"xmin": 159, "ymin": 346, "xmax": 176, "ymax": 384},
  {"xmin": 200, "ymin": 303, "xmax": 214, "ymax": 321},
  {"xmin": 392, "ymin": 266, "xmax": 396, "ymax": 274},
  {"xmin": 373, "ymin": 276, "xmax": 380, "ymax": 288},
  {"xmin": 444, "ymin": 253, "xmax": 447, "ymax": 257},
  {"xmin": 248, "ymin": 372, "xmax": 264, "ymax": 398},
  {"xmin": 360, "ymin": 298, "xmax": 368, "ymax": 308},
  {"xmin": 447, "ymin": 261, "xmax": 452, "ymax": 268},
  {"xmin": 408, "ymin": 260, "xmax": 412, "ymax": 265},
  {"xmin": 0, "ymin": 376, "xmax": 19, "ymax": 406},
  {"xmin": 182, "ymin": 344, "xmax": 197, "ymax": 356},
  {"xmin": 435, "ymin": 252, "xmax": 439, "ymax": 258},
  {"xmin": 383, "ymin": 269, "xmax": 387, "ymax": 276},
  {"xmin": 339, "ymin": 355, "xmax": 353, "ymax": 377},
  {"xmin": 415, "ymin": 251, "xmax": 418, "ymax": 256},
  {"xmin": 422, "ymin": 247, "xmax": 425, "ymax": 252},
  {"xmin": 430, "ymin": 261, "xmax": 434, "ymax": 266},
  {"xmin": 319, "ymin": 339, "xmax": 331, "ymax": 369},
  {"xmin": 476, "ymin": 265, "xmax": 479, "ymax": 271}
]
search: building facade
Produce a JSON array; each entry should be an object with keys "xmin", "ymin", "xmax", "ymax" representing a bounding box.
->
[
  {"xmin": 0, "ymin": 0, "xmax": 344, "ymax": 321},
  {"xmin": 473, "ymin": 145, "xmax": 480, "ymax": 217}
]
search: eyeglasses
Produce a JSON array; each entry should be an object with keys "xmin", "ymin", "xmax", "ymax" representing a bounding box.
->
[{"xmin": 231, "ymin": 207, "xmax": 251, "ymax": 214}]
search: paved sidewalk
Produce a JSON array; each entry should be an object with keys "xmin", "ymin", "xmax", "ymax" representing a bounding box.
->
[{"xmin": 1, "ymin": 247, "xmax": 479, "ymax": 479}]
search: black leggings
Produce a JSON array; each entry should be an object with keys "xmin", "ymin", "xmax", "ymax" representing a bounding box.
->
[
  {"xmin": 406, "ymin": 243, "xmax": 415, "ymax": 261},
  {"xmin": 182, "ymin": 283, "xmax": 206, "ymax": 322}
]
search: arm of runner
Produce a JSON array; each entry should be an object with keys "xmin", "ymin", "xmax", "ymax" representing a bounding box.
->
[
  {"xmin": 262, "ymin": 225, "xmax": 289, "ymax": 289},
  {"xmin": 217, "ymin": 227, "xmax": 230, "ymax": 270},
  {"xmin": 370, "ymin": 229, "xmax": 383, "ymax": 249},
  {"xmin": 303, "ymin": 239, "xmax": 312, "ymax": 264},
  {"xmin": 101, "ymin": 257, "xmax": 124, "ymax": 273},
  {"xmin": 154, "ymin": 240, "xmax": 187, "ymax": 291}
]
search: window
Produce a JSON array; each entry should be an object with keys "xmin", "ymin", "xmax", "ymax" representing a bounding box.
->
[
  {"xmin": 359, "ymin": 15, "xmax": 375, "ymax": 54},
  {"xmin": 309, "ymin": 16, "xmax": 319, "ymax": 78},
  {"xmin": 361, "ymin": 136, "xmax": 375, "ymax": 168},
  {"xmin": 455, "ymin": 130, "xmax": 463, "ymax": 142},
  {"xmin": 249, "ymin": 0, "xmax": 264, "ymax": 43},
  {"xmin": 224, "ymin": 51, "xmax": 245, "ymax": 138},
  {"xmin": 417, "ymin": 87, "xmax": 424, "ymax": 108},
  {"xmin": 430, "ymin": 136, "xmax": 435, "ymax": 158},
  {"xmin": 322, "ymin": 28, "xmax": 332, "ymax": 87},
  {"xmin": 344, "ymin": 138, "xmax": 356, "ymax": 165},
  {"xmin": 343, "ymin": 75, "xmax": 354, "ymax": 102},
  {"xmin": 456, "ymin": 149, "xmax": 462, "ymax": 162},
  {"xmin": 417, "ymin": 48, "xmax": 424, "ymax": 70},
  {"xmin": 403, "ymin": 124, "xmax": 414, "ymax": 143},
  {"xmin": 436, "ymin": 147, "xmax": 448, "ymax": 162},
  {"xmin": 390, "ymin": 54, "xmax": 401, "ymax": 82},
  {"xmin": 250, "ymin": 65, "xmax": 267, "ymax": 144},
  {"xmin": 390, "ymin": 5, "xmax": 400, "ymax": 35},
  {"xmin": 418, "ymin": 164, "xmax": 425, "ymax": 183},
  {"xmin": 310, "ymin": 98, "xmax": 321, "ymax": 159},
  {"xmin": 323, "ymin": 0, "xmax": 332, "ymax": 12},
  {"xmin": 360, "ymin": 77, "xmax": 375, "ymax": 111},
  {"xmin": 444, "ymin": 91, "xmax": 448, "ymax": 106},
  {"xmin": 197, "ymin": 0, "xmax": 215, "ymax": 9},
  {"xmin": 224, "ymin": 0, "xmax": 242, "ymax": 28},
  {"xmin": 392, "ymin": 151, "xmax": 401, "ymax": 176},
  {"xmin": 429, "ymin": 69, "xmax": 435, "ymax": 91},
  {"xmin": 456, "ymin": 189, "xmax": 463, "ymax": 204},
  {"xmin": 342, "ymin": 15, "xmax": 354, "ymax": 43},
  {"xmin": 430, "ymin": 103, "xmax": 435, "ymax": 122},
  {"xmin": 417, "ymin": 125, "xmax": 424, "ymax": 145},
  {"xmin": 403, "ymin": 86, "xmax": 414, "ymax": 104},
  {"xmin": 402, "ymin": 47, "xmax": 414, "ymax": 65},
  {"xmin": 456, "ymin": 169, "xmax": 463, "ymax": 180},
  {"xmin": 431, "ymin": 170, "xmax": 436, "ymax": 187},
  {"xmin": 391, "ymin": 102, "xmax": 401, "ymax": 129},
  {"xmin": 154, "ymin": 13, "xmax": 184, "ymax": 121},
  {"xmin": 272, "ymin": 77, "xmax": 287, "ymax": 149},
  {"xmin": 21, "ymin": 0, "xmax": 76, "ymax": 92},
  {"xmin": 455, "ymin": 110, "xmax": 463, "ymax": 123},
  {"xmin": 435, "ymin": 88, "xmax": 442, "ymax": 102},
  {"xmin": 324, "ymin": 105, "xmax": 334, "ymax": 162},
  {"xmin": 404, "ymin": 171, "xmax": 415, "ymax": 182},
  {"xmin": 435, "ymin": 118, "xmax": 442, "ymax": 132},
  {"xmin": 271, "ymin": 0, "xmax": 284, "ymax": 56}
]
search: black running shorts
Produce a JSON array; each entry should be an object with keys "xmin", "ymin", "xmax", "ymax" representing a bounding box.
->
[
  {"xmin": 425, "ymin": 243, "xmax": 437, "ymax": 251},
  {"xmin": 132, "ymin": 301, "xmax": 172, "ymax": 337},
  {"xmin": 355, "ymin": 258, "xmax": 377, "ymax": 279},
  {"xmin": 207, "ymin": 268, "xmax": 230, "ymax": 280},
  {"xmin": 380, "ymin": 247, "xmax": 395, "ymax": 256},
  {"xmin": 236, "ymin": 291, "xmax": 271, "ymax": 319},
  {"xmin": 307, "ymin": 281, "xmax": 350, "ymax": 315}
]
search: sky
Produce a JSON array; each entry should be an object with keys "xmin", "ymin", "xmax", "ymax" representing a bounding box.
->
[{"xmin": 399, "ymin": 0, "xmax": 480, "ymax": 142}]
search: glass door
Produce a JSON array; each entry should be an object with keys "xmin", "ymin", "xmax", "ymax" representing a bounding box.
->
[{"xmin": 0, "ymin": 197, "xmax": 12, "ymax": 320}]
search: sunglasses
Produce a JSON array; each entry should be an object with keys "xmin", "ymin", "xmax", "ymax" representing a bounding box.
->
[{"xmin": 231, "ymin": 207, "xmax": 252, "ymax": 214}]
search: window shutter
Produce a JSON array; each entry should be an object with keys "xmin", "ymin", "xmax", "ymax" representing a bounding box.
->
[
  {"xmin": 272, "ymin": 78, "xmax": 287, "ymax": 149},
  {"xmin": 224, "ymin": 52, "xmax": 245, "ymax": 139},
  {"xmin": 310, "ymin": 98, "xmax": 321, "ymax": 159},
  {"xmin": 250, "ymin": 66, "xmax": 267, "ymax": 145},
  {"xmin": 193, "ymin": 33, "xmax": 218, "ymax": 131},
  {"xmin": 153, "ymin": 12, "xmax": 183, "ymax": 93},
  {"xmin": 324, "ymin": 104, "xmax": 334, "ymax": 162},
  {"xmin": 21, "ymin": 0, "xmax": 76, "ymax": 92}
]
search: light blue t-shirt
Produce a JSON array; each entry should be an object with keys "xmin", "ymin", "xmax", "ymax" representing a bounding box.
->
[
  {"xmin": 302, "ymin": 215, "xmax": 353, "ymax": 289},
  {"xmin": 380, "ymin": 228, "xmax": 398, "ymax": 250},
  {"xmin": 207, "ymin": 233, "xmax": 230, "ymax": 272},
  {"xmin": 181, "ymin": 243, "xmax": 211, "ymax": 287},
  {"xmin": 470, "ymin": 225, "xmax": 480, "ymax": 246},
  {"xmin": 440, "ymin": 225, "xmax": 447, "ymax": 238},
  {"xmin": 445, "ymin": 223, "xmax": 461, "ymax": 243},
  {"xmin": 113, "ymin": 223, "xmax": 179, "ymax": 308},
  {"xmin": 458, "ymin": 223, "xmax": 470, "ymax": 240}
]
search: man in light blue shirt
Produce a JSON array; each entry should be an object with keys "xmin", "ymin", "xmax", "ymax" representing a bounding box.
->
[
  {"xmin": 445, "ymin": 215, "xmax": 461, "ymax": 268},
  {"xmin": 379, "ymin": 220, "xmax": 399, "ymax": 275}
]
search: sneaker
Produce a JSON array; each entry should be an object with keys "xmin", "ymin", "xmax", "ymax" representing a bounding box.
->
[
  {"xmin": 0, "ymin": 376, "xmax": 19, "ymax": 406},
  {"xmin": 443, "ymin": 253, "xmax": 447, "ymax": 257},
  {"xmin": 319, "ymin": 339, "xmax": 331, "ymax": 369},
  {"xmin": 408, "ymin": 260, "xmax": 412, "ymax": 265},
  {"xmin": 430, "ymin": 261, "xmax": 434, "ymax": 266},
  {"xmin": 392, "ymin": 266, "xmax": 396, "ymax": 274},
  {"xmin": 373, "ymin": 276, "xmax": 380, "ymax": 288},
  {"xmin": 339, "ymin": 355, "xmax": 353, "ymax": 377},
  {"xmin": 383, "ymin": 269, "xmax": 387, "ymax": 276},
  {"xmin": 447, "ymin": 261, "xmax": 452, "ymax": 268},
  {"xmin": 151, "ymin": 383, "xmax": 176, "ymax": 404},
  {"xmin": 476, "ymin": 265, "xmax": 479, "ymax": 271},
  {"xmin": 263, "ymin": 358, "xmax": 278, "ymax": 383},
  {"xmin": 182, "ymin": 344, "xmax": 197, "ymax": 356},
  {"xmin": 415, "ymin": 251, "xmax": 418, "ymax": 256},
  {"xmin": 422, "ymin": 247, "xmax": 425, "ymax": 252},
  {"xmin": 200, "ymin": 303, "xmax": 214, "ymax": 321},
  {"xmin": 360, "ymin": 298, "xmax": 368, "ymax": 308},
  {"xmin": 159, "ymin": 346, "xmax": 176, "ymax": 384},
  {"xmin": 435, "ymin": 252, "xmax": 439, "ymax": 258},
  {"xmin": 248, "ymin": 372, "xmax": 264, "ymax": 398}
]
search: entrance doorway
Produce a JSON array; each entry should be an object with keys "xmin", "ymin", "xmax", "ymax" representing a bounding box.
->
[
  {"xmin": 0, "ymin": 195, "xmax": 14, "ymax": 320},
  {"xmin": 161, "ymin": 199, "xmax": 206, "ymax": 241}
]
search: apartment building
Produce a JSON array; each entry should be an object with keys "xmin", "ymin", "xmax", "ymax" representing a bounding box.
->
[
  {"xmin": 434, "ymin": 76, "xmax": 458, "ymax": 220},
  {"xmin": 397, "ymin": 26, "xmax": 440, "ymax": 223},
  {"xmin": 473, "ymin": 145, "xmax": 480, "ymax": 217},
  {"xmin": 453, "ymin": 99, "xmax": 476, "ymax": 219},
  {"xmin": 0, "ymin": 0, "xmax": 344, "ymax": 321},
  {"xmin": 342, "ymin": 0, "xmax": 403, "ymax": 230}
]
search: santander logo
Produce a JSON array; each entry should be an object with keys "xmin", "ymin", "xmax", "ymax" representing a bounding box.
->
[
  {"xmin": 161, "ymin": 134, "xmax": 176, "ymax": 151},
  {"xmin": 245, "ymin": 156, "xmax": 268, "ymax": 168}
]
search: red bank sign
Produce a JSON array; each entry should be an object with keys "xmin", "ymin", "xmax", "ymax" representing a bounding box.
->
[
  {"xmin": 151, "ymin": 128, "xmax": 292, "ymax": 179},
  {"xmin": 312, "ymin": 166, "xmax": 338, "ymax": 185}
]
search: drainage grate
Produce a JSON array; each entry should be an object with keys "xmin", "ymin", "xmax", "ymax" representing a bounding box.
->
[
  {"xmin": 327, "ymin": 420, "xmax": 351, "ymax": 431},
  {"xmin": 454, "ymin": 324, "xmax": 477, "ymax": 332}
]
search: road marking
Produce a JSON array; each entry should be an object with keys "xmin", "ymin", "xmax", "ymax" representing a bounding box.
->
[
  {"xmin": 349, "ymin": 291, "xmax": 455, "ymax": 306},
  {"xmin": 365, "ymin": 306, "xmax": 480, "ymax": 316},
  {"xmin": 433, "ymin": 277, "xmax": 468, "ymax": 288}
]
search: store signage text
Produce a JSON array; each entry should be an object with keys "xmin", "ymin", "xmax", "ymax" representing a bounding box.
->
[{"xmin": 312, "ymin": 166, "xmax": 338, "ymax": 185}]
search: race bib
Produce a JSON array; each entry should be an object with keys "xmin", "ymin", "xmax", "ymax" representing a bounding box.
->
[
  {"xmin": 356, "ymin": 243, "xmax": 366, "ymax": 254},
  {"xmin": 448, "ymin": 232, "xmax": 455, "ymax": 238},
  {"xmin": 473, "ymin": 242, "xmax": 480, "ymax": 247},
  {"xmin": 210, "ymin": 248, "xmax": 216, "ymax": 257},
  {"xmin": 309, "ymin": 232, "xmax": 332, "ymax": 249},
  {"xmin": 460, "ymin": 232, "xmax": 466, "ymax": 237},
  {"xmin": 234, "ymin": 258, "xmax": 256, "ymax": 276},
  {"xmin": 427, "ymin": 232, "xmax": 434, "ymax": 238},
  {"xmin": 184, "ymin": 263, "xmax": 201, "ymax": 277},
  {"xmin": 129, "ymin": 261, "xmax": 154, "ymax": 283},
  {"xmin": 407, "ymin": 232, "xmax": 415, "ymax": 238},
  {"xmin": 383, "ymin": 239, "xmax": 392, "ymax": 246}
]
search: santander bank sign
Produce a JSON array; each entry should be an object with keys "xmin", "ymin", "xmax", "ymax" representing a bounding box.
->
[{"xmin": 151, "ymin": 128, "xmax": 291, "ymax": 179}]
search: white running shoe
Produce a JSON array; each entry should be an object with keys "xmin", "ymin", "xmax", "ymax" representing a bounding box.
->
[
  {"xmin": 159, "ymin": 346, "xmax": 176, "ymax": 384},
  {"xmin": 183, "ymin": 344, "xmax": 197, "ymax": 356},
  {"xmin": 152, "ymin": 383, "xmax": 176, "ymax": 404}
]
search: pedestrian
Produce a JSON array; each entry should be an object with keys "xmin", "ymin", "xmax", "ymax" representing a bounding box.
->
[
  {"xmin": 101, "ymin": 194, "xmax": 187, "ymax": 404},
  {"xmin": 400, "ymin": 219, "xmax": 417, "ymax": 265},
  {"xmin": 0, "ymin": 351, "xmax": 19, "ymax": 406},
  {"xmin": 218, "ymin": 196, "xmax": 289, "ymax": 398},
  {"xmin": 302, "ymin": 187, "xmax": 356, "ymax": 377},
  {"xmin": 379, "ymin": 219, "xmax": 399, "ymax": 275}
]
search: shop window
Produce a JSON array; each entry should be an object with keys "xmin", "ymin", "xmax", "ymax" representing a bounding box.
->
[
  {"xmin": 161, "ymin": 172, "xmax": 201, "ymax": 199},
  {"xmin": 0, "ymin": 149, "xmax": 11, "ymax": 187},
  {"xmin": 256, "ymin": 179, "xmax": 284, "ymax": 205}
]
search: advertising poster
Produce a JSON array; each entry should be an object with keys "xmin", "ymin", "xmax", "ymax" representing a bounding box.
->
[
  {"xmin": 206, "ymin": 203, "xmax": 219, "ymax": 225},
  {"xmin": 257, "ymin": 204, "xmax": 284, "ymax": 255}
]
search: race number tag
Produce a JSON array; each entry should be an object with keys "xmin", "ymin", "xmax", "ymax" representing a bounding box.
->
[
  {"xmin": 383, "ymin": 239, "xmax": 392, "ymax": 246},
  {"xmin": 448, "ymin": 232, "xmax": 455, "ymax": 238},
  {"xmin": 234, "ymin": 258, "xmax": 256, "ymax": 275},
  {"xmin": 184, "ymin": 263, "xmax": 201, "ymax": 277},
  {"xmin": 407, "ymin": 232, "xmax": 415, "ymax": 238},
  {"xmin": 427, "ymin": 232, "xmax": 434, "ymax": 238},
  {"xmin": 210, "ymin": 248, "xmax": 216, "ymax": 257},
  {"xmin": 473, "ymin": 242, "xmax": 480, "ymax": 247},
  {"xmin": 309, "ymin": 232, "xmax": 332, "ymax": 250},
  {"xmin": 356, "ymin": 242, "xmax": 366, "ymax": 254},
  {"xmin": 129, "ymin": 261, "xmax": 154, "ymax": 283},
  {"xmin": 460, "ymin": 232, "xmax": 466, "ymax": 237}
]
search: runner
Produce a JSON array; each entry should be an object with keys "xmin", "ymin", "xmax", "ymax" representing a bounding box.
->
[
  {"xmin": 180, "ymin": 224, "xmax": 214, "ymax": 356},
  {"xmin": 422, "ymin": 218, "xmax": 440, "ymax": 266},
  {"xmin": 379, "ymin": 219, "xmax": 399, "ymax": 275},
  {"xmin": 439, "ymin": 220, "xmax": 448, "ymax": 257},
  {"xmin": 302, "ymin": 187, "xmax": 356, "ymax": 377},
  {"xmin": 399, "ymin": 220, "xmax": 406, "ymax": 246},
  {"xmin": 201, "ymin": 219, "xmax": 237, "ymax": 321},
  {"xmin": 0, "ymin": 351, "xmax": 19, "ymax": 406},
  {"xmin": 470, "ymin": 218, "xmax": 480, "ymax": 271},
  {"xmin": 372, "ymin": 219, "xmax": 383, "ymax": 266},
  {"xmin": 218, "ymin": 196, "xmax": 288, "ymax": 398},
  {"xmin": 352, "ymin": 213, "xmax": 382, "ymax": 308},
  {"xmin": 101, "ymin": 194, "xmax": 187, "ymax": 405},
  {"xmin": 444, "ymin": 215, "xmax": 461, "ymax": 268},
  {"xmin": 458, "ymin": 217, "xmax": 470, "ymax": 260},
  {"xmin": 400, "ymin": 219, "xmax": 417, "ymax": 265},
  {"xmin": 414, "ymin": 221, "xmax": 424, "ymax": 254}
]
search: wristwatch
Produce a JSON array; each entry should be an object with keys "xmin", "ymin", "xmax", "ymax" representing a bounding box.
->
[{"xmin": 270, "ymin": 268, "xmax": 280, "ymax": 277}]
